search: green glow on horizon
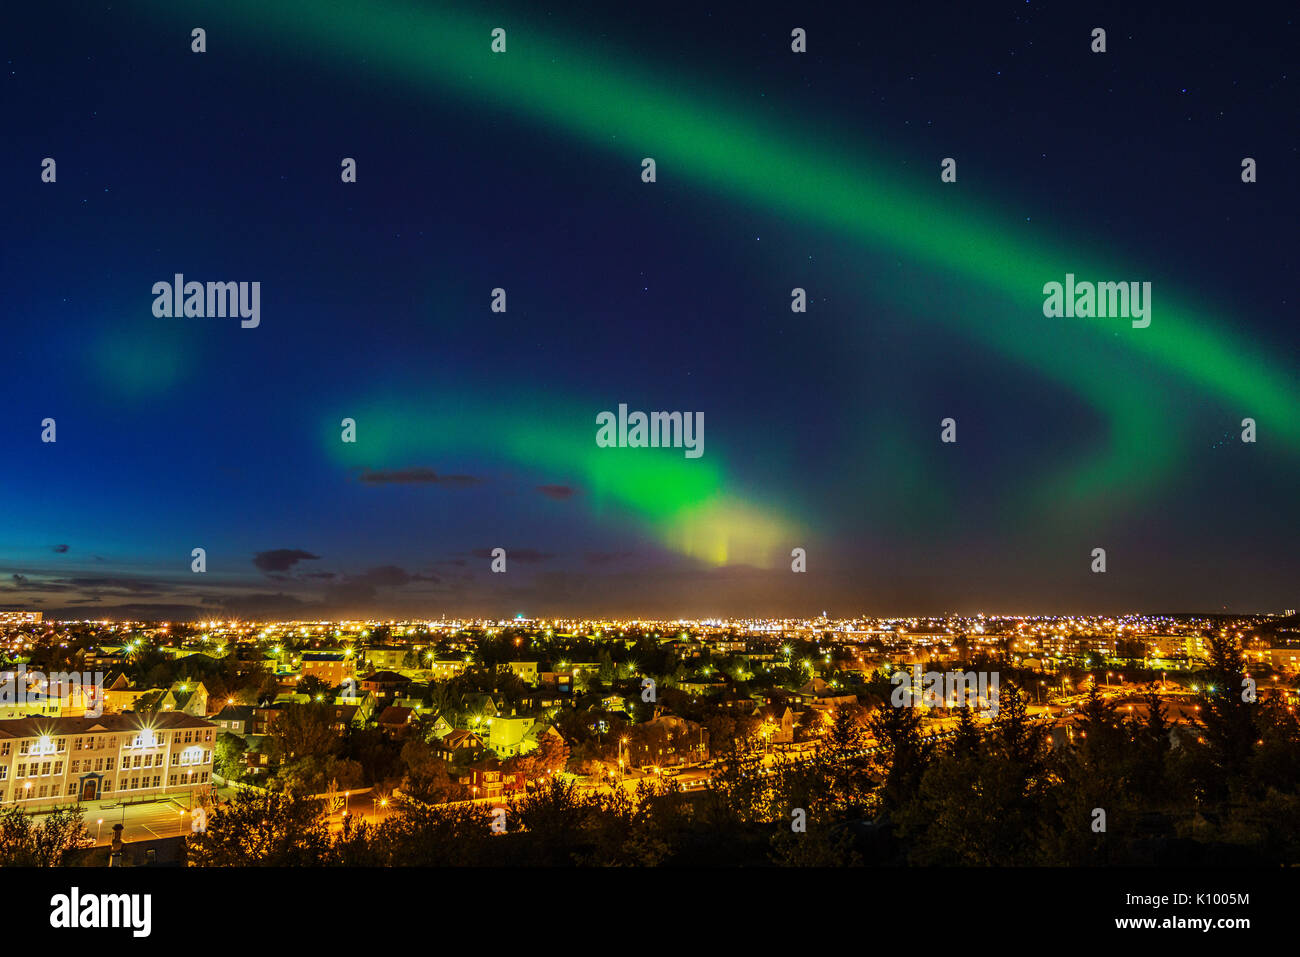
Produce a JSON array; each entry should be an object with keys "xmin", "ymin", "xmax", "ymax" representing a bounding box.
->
[{"xmin": 325, "ymin": 399, "xmax": 797, "ymax": 567}]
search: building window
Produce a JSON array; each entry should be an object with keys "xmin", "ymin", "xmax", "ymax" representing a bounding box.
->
[
  {"xmin": 14, "ymin": 764, "xmax": 23, "ymax": 778},
  {"xmin": 53, "ymin": 762, "xmax": 62, "ymax": 775},
  {"xmin": 67, "ymin": 783, "xmax": 76, "ymax": 796},
  {"xmin": 38, "ymin": 785, "xmax": 48, "ymax": 798},
  {"xmin": 102, "ymin": 780, "xmax": 111, "ymax": 792}
]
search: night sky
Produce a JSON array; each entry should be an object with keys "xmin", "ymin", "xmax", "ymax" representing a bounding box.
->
[{"xmin": 3, "ymin": 1, "xmax": 1297, "ymax": 620}]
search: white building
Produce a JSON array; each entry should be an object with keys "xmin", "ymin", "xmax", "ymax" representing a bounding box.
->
[
  {"xmin": 0, "ymin": 611, "xmax": 42, "ymax": 624},
  {"xmin": 0, "ymin": 713, "xmax": 216, "ymax": 809}
]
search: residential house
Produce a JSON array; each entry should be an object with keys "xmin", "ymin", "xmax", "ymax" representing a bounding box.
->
[
  {"xmin": 300, "ymin": 651, "xmax": 356, "ymax": 686},
  {"xmin": 486, "ymin": 714, "xmax": 537, "ymax": 757},
  {"xmin": 433, "ymin": 729, "xmax": 484, "ymax": 763},
  {"xmin": 212, "ymin": 704, "xmax": 255, "ymax": 736},
  {"xmin": 460, "ymin": 765, "xmax": 524, "ymax": 800},
  {"xmin": 376, "ymin": 706, "xmax": 418, "ymax": 739},
  {"xmin": 360, "ymin": 670, "xmax": 411, "ymax": 700},
  {"xmin": 157, "ymin": 681, "xmax": 210, "ymax": 717}
]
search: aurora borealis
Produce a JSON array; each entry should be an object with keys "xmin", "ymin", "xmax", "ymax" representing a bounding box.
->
[{"xmin": 2, "ymin": 1, "xmax": 1296, "ymax": 617}]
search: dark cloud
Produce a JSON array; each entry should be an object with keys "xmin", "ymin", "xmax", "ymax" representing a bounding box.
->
[
  {"xmin": 470, "ymin": 548, "xmax": 554, "ymax": 564},
  {"xmin": 216, "ymin": 592, "xmax": 308, "ymax": 618},
  {"xmin": 358, "ymin": 468, "xmax": 484, "ymax": 487},
  {"xmin": 51, "ymin": 544, "xmax": 69, "ymax": 553},
  {"xmin": 253, "ymin": 549, "xmax": 321, "ymax": 574},
  {"xmin": 585, "ymin": 550, "xmax": 635, "ymax": 565},
  {"xmin": 317, "ymin": 565, "xmax": 441, "ymax": 612},
  {"xmin": 348, "ymin": 565, "xmax": 439, "ymax": 589},
  {"xmin": 46, "ymin": 602, "xmax": 208, "ymax": 621},
  {"xmin": 65, "ymin": 577, "xmax": 168, "ymax": 595},
  {"xmin": 5, "ymin": 572, "xmax": 175, "ymax": 597},
  {"xmin": 7, "ymin": 574, "xmax": 75, "ymax": 593},
  {"xmin": 536, "ymin": 484, "xmax": 579, "ymax": 500}
]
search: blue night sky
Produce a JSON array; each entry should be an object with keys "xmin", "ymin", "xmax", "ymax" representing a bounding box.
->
[{"xmin": 2, "ymin": 1, "xmax": 1297, "ymax": 619}]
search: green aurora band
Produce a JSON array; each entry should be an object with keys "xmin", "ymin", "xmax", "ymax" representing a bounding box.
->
[{"xmin": 167, "ymin": 0, "xmax": 1299, "ymax": 563}]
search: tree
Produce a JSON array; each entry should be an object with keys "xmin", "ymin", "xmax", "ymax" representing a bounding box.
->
[
  {"xmin": 214, "ymin": 732, "xmax": 247, "ymax": 782},
  {"xmin": 1192, "ymin": 631, "xmax": 1258, "ymax": 797},
  {"xmin": 296, "ymin": 675, "xmax": 335, "ymax": 701},
  {"xmin": 509, "ymin": 730, "xmax": 571, "ymax": 782},
  {"xmin": 400, "ymin": 738, "xmax": 458, "ymax": 803},
  {"xmin": 866, "ymin": 700, "xmax": 929, "ymax": 813},
  {"xmin": 990, "ymin": 681, "xmax": 1046, "ymax": 769},
  {"xmin": 827, "ymin": 704, "xmax": 864, "ymax": 752},
  {"xmin": 0, "ymin": 807, "xmax": 91, "ymax": 866},
  {"xmin": 270, "ymin": 702, "xmax": 341, "ymax": 764},
  {"xmin": 951, "ymin": 701, "xmax": 982, "ymax": 757},
  {"xmin": 187, "ymin": 790, "xmax": 333, "ymax": 866},
  {"xmin": 132, "ymin": 689, "xmax": 166, "ymax": 714}
]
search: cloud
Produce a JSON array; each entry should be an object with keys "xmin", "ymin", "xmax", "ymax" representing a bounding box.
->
[
  {"xmin": 317, "ymin": 565, "xmax": 441, "ymax": 611},
  {"xmin": 65, "ymin": 577, "xmax": 168, "ymax": 595},
  {"xmin": 52, "ymin": 544, "xmax": 69, "ymax": 553},
  {"xmin": 253, "ymin": 549, "xmax": 321, "ymax": 574},
  {"xmin": 216, "ymin": 592, "xmax": 309, "ymax": 618},
  {"xmin": 45, "ymin": 602, "xmax": 208, "ymax": 621},
  {"xmin": 585, "ymin": 550, "xmax": 635, "ymax": 565},
  {"xmin": 348, "ymin": 565, "xmax": 440, "ymax": 588},
  {"xmin": 536, "ymin": 484, "xmax": 579, "ymax": 500},
  {"xmin": 358, "ymin": 468, "xmax": 484, "ymax": 487},
  {"xmin": 7, "ymin": 574, "xmax": 75, "ymax": 593},
  {"xmin": 470, "ymin": 548, "xmax": 554, "ymax": 564}
]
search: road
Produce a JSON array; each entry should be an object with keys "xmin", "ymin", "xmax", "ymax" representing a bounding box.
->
[{"xmin": 32, "ymin": 790, "xmax": 223, "ymax": 846}]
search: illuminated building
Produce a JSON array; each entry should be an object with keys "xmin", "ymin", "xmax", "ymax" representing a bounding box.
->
[{"xmin": 0, "ymin": 713, "xmax": 216, "ymax": 808}]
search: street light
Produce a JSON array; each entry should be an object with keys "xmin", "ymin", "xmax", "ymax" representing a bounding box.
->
[{"xmin": 97, "ymin": 818, "xmax": 104, "ymax": 842}]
